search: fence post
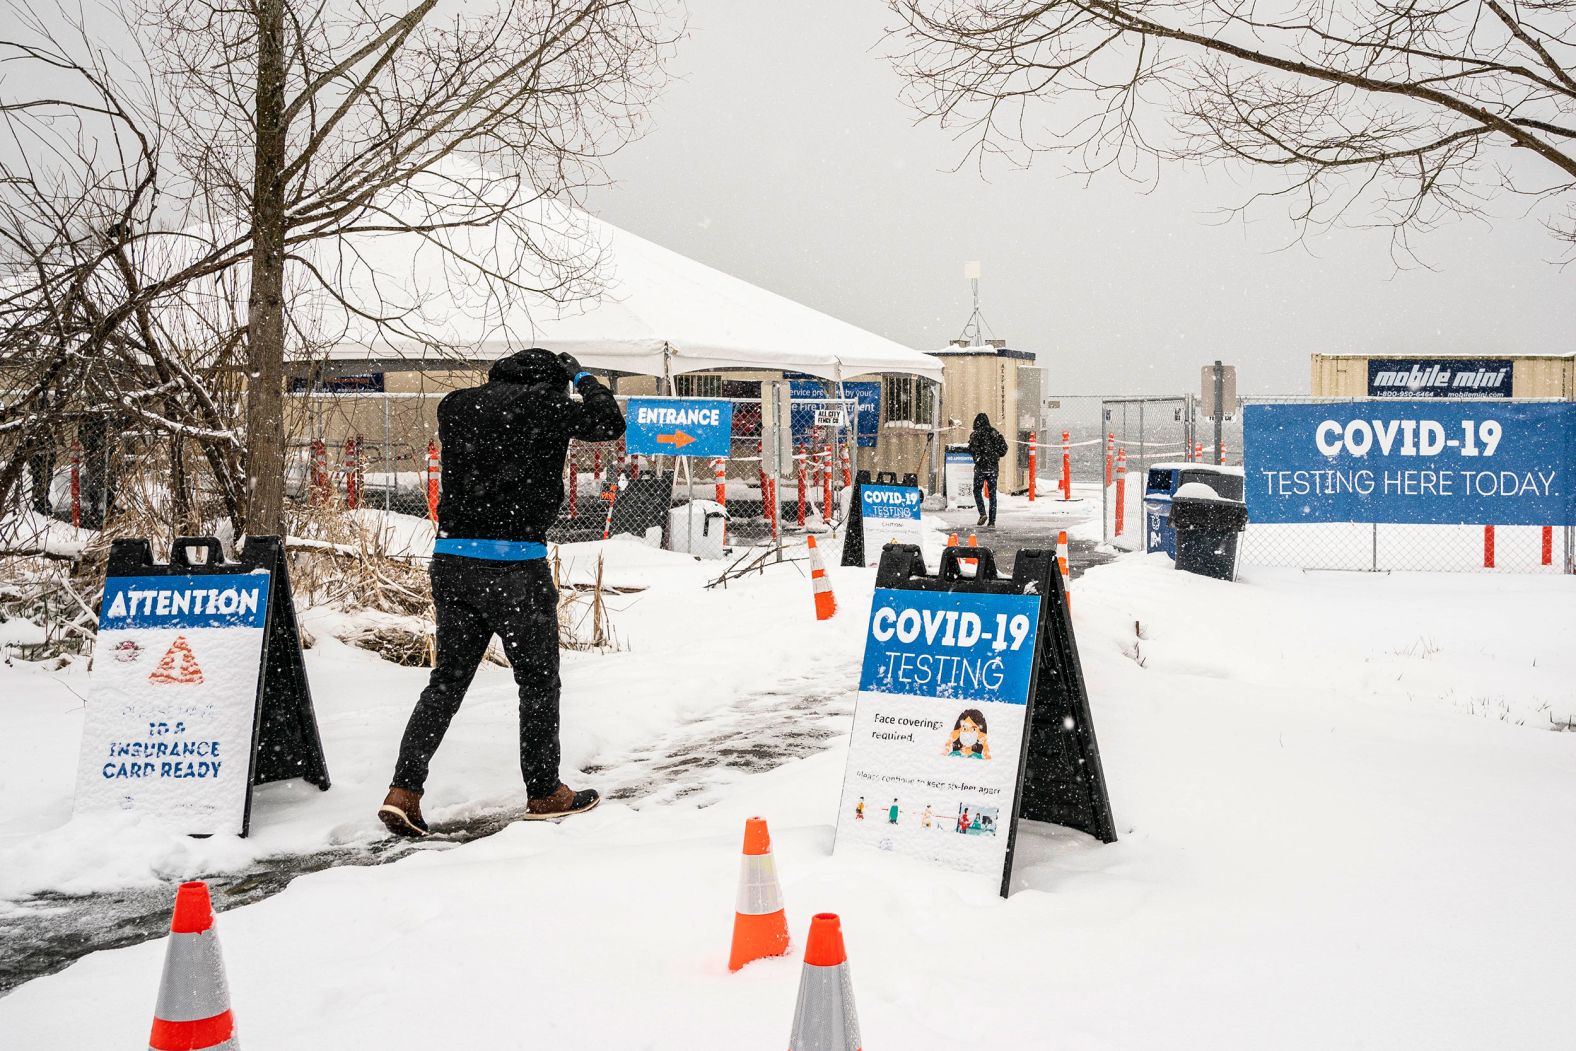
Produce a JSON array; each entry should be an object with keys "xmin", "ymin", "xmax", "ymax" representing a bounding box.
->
[
  {"xmin": 1061, "ymin": 431, "xmax": 1071, "ymax": 501},
  {"xmin": 69, "ymin": 439, "xmax": 82, "ymax": 529},
  {"xmin": 1027, "ymin": 431, "xmax": 1037, "ymax": 501},
  {"xmin": 821, "ymin": 449, "xmax": 833, "ymax": 521},
  {"xmin": 426, "ymin": 439, "xmax": 440, "ymax": 524},
  {"xmin": 796, "ymin": 444, "xmax": 807, "ymax": 527},
  {"xmin": 1113, "ymin": 447, "xmax": 1127, "ymax": 537},
  {"xmin": 1483, "ymin": 525, "xmax": 1495, "ymax": 569}
]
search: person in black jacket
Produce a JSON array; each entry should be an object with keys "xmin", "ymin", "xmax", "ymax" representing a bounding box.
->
[
  {"xmin": 378, "ymin": 348, "xmax": 625, "ymax": 837},
  {"xmin": 968, "ymin": 412, "xmax": 1008, "ymax": 527}
]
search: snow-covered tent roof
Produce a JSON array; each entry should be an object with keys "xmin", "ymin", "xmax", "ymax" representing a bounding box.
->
[{"xmin": 288, "ymin": 181, "xmax": 942, "ymax": 383}]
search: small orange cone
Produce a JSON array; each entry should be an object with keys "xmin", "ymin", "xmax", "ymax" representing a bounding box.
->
[
  {"xmin": 788, "ymin": 913, "xmax": 862, "ymax": 1051},
  {"xmin": 729, "ymin": 816, "xmax": 790, "ymax": 971},
  {"xmin": 1057, "ymin": 530, "xmax": 1071, "ymax": 609},
  {"xmin": 148, "ymin": 881, "xmax": 238, "ymax": 1051},
  {"xmin": 961, "ymin": 532, "xmax": 978, "ymax": 572},
  {"xmin": 807, "ymin": 535, "xmax": 837, "ymax": 620},
  {"xmin": 946, "ymin": 532, "xmax": 958, "ymax": 547}
]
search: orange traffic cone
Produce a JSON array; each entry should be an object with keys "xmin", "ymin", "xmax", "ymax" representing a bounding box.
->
[
  {"xmin": 1057, "ymin": 530, "xmax": 1071, "ymax": 609},
  {"xmin": 729, "ymin": 816, "xmax": 790, "ymax": 971},
  {"xmin": 788, "ymin": 913, "xmax": 862, "ymax": 1051},
  {"xmin": 807, "ymin": 535, "xmax": 837, "ymax": 620},
  {"xmin": 962, "ymin": 532, "xmax": 978, "ymax": 572},
  {"xmin": 946, "ymin": 532, "xmax": 958, "ymax": 547},
  {"xmin": 148, "ymin": 881, "xmax": 238, "ymax": 1051}
]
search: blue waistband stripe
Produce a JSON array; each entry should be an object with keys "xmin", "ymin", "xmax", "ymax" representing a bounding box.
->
[{"xmin": 433, "ymin": 538, "xmax": 548, "ymax": 561}]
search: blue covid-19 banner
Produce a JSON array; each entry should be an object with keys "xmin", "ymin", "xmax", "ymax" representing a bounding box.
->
[{"xmin": 1244, "ymin": 401, "xmax": 1576, "ymax": 525}]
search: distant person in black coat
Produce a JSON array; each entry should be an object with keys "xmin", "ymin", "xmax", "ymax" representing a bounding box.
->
[
  {"xmin": 968, "ymin": 413, "xmax": 1008, "ymax": 527},
  {"xmin": 378, "ymin": 348, "xmax": 625, "ymax": 837}
]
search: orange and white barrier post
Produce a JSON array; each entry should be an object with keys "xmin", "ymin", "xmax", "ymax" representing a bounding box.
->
[
  {"xmin": 425, "ymin": 439, "xmax": 440, "ymax": 524},
  {"xmin": 567, "ymin": 444, "xmax": 578, "ymax": 519},
  {"xmin": 1061, "ymin": 431, "xmax": 1071, "ymax": 501},
  {"xmin": 788, "ymin": 913, "xmax": 862, "ymax": 1051},
  {"xmin": 1542, "ymin": 526, "xmax": 1554, "ymax": 567},
  {"xmin": 69, "ymin": 439, "xmax": 82, "ymax": 529},
  {"xmin": 1105, "ymin": 432, "xmax": 1115, "ymax": 485},
  {"xmin": 1113, "ymin": 448, "xmax": 1127, "ymax": 537},
  {"xmin": 1027, "ymin": 431, "xmax": 1037, "ymax": 501},
  {"xmin": 1193, "ymin": 441, "xmax": 1204, "ymax": 462},
  {"xmin": 840, "ymin": 446, "xmax": 852, "ymax": 489},
  {"xmin": 1057, "ymin": 529, "xmax": 1070, "ymax": 607},
  {"xmin": 1483, "ymin": 525, "xmax": 1495, "ymax": 569},
  {"xmin": 807, "ymin": 534, "xmax": 837, "ymax": 620},
  {"xmin": 714, "ymin": 457, "xmax": 727, "ymax": 507},
  {"xmin": 343, "ymin": 436, "xmax": 362, "ymax": 510},
  {"xmin": 729, "ymin": 816, "xmax": 790, "ymax": 971},
  {"xmin": 309, "ymin": 438, "xmax": 329, "ymax": 506},
  {"xmin": 148, "ymin": 881, "xmax": 238, "ymax": 1051}
]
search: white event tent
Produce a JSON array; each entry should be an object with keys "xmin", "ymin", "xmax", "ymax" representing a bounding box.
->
[{"xmin": 298, "ymin": 190, "xmax": 943, "ymax": 385}]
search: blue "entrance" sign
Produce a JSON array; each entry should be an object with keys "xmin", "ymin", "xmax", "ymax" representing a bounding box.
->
[
  {"xmin": 1244, "ymin": 401, "xmax": 1576, "ymax": 525},
  {"xmin": 624, "ymin": 398, "xmax": 734, "ymax": 458}
]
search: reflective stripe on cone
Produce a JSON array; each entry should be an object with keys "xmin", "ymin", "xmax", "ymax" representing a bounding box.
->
[
  {"xmin": 807, "ymin": 535, "xmax": 837, "ymax": 620},
  {"xmin": 149, "ymin": 881, "xmax": 238, "ymax": 1051},
  {"xmin": 729, "ymin": 817, "xmax": 790, "ymax": 971},
  {"xmin": 788, "ymin": 913, "xmax": 862, "ymax": 1051}
]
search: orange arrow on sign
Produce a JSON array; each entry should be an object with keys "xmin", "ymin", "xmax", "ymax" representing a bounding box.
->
[{"xmin": 655, "ymin": 430, "xmax": 695, "ymax": 449}]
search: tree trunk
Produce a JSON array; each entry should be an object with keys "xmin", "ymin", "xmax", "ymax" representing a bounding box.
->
[{"xmin": 244, "ymin": 0, "xmax": 289, "ymax": 536}]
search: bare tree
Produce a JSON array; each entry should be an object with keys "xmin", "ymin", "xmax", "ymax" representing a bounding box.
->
[
  {"xmin": 2, "ymin": 0, "xmax": 675, "ymax": 535},
  {"xmin": 886, "ymin": 0, "xmax": 1576, "ymax": 255}
]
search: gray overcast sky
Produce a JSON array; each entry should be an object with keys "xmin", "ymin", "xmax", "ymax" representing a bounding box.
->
[{"xmin": 590, "ymin": 0, "xmax": 1574, "ymax": 395}]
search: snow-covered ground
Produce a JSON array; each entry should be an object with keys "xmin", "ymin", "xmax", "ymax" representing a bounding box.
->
[{"xmin": 3, "ymin": 539, "xmax": 1575, "ymax": 1047}]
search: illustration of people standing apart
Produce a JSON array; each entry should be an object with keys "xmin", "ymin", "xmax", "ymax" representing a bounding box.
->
[
  {"xmin": 888, "ymin": 798, "xmax": 899, "ymax": 824},
  {"xmin": 944, "ymin": 709, "xmax": 991, "ymax": 760},
  {"xmin": 855, "ymin": 796, "xmax": 865, "ymax": 821},
  {"xmin": 922, "ymin": 804, "xmax": 933, "ymax": 828},
  {"xmin": 957, "ymin": 807, "xmax": 970, "ymax": 833}
]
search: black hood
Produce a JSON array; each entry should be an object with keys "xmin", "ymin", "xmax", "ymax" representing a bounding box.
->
[
  {"xmin": 488, "ymin": 348, "xmax": 566, "ymax": 387},
  {"xmin": 972, "ymin": 413, "xmax": 992, "ymax": 430}
]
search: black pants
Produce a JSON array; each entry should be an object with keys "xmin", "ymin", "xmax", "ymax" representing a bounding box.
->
[
  {"xmin": 392, "ymin": 555, "xmax": 561, "ymax": 797},
  {"xmin": 973, "ymin": 470, "xmax": 999, "ymax": 524}
]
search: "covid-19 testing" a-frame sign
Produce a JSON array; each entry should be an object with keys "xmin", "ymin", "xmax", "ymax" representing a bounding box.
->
[
  {"xmin": 834, "ymin": 544, "xmax": 1116, "ymax": 896},
  {"xmin": 74, "ymin": 536, "xmax": 330, "ymax": 837}
]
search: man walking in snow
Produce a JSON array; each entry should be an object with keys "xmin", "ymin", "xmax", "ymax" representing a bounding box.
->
[
  {"xmin": 968, "ymin": 412, "xmax": 1009, "ymax": 527},
  {"xmin": 378, "ymin": 348, "xmax": 625, "ymax": 837}
]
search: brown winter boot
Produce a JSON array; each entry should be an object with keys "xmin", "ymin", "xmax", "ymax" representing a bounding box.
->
[
  {"xmin": 378, "ymin": 786, "xmax": 430, "ymax": 838},
  {"xmin": 523, "ymin": 783, "xmax": 600, "ymax": 821}
]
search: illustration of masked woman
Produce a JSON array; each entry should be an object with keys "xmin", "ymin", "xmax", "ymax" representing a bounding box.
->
[{"xmin": 944, "ymin": 709, "xmax": 991, "ymax": 760}]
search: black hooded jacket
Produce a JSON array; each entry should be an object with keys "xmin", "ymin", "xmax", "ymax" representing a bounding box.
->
[
  {"xmin": 968, "ymin": 413, "xmax": 1009, "ymax": 476},
  {"xmin": 436, "ymin": 349, "xmax": 626, "ymax": 543}
]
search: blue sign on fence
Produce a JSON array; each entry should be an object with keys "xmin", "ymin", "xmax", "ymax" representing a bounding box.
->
[
  {"xmin": 624, "ymin": 397, "xmax": 734, "ymax": 458},
  {"xmin": 789, "ymin": 380, "xmax": 881, "ymax": 448},
  {"xmin": 1244, "ymin": 401, "xmax": 1576, "ymax": 525},
  {"xmin": 1367, "ymin": 358, "xmax": 1513, "ymax": 399}
]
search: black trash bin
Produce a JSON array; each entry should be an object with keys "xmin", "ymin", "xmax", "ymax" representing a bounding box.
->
[{"xmin": 1168, "ymin": 482, "xmax": 1249, "ymax": 581}]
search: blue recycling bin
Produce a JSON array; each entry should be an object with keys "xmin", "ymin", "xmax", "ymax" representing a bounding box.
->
[{"xmin": 1143, "ymin": 464, "xmax": 1245, "ymax": 558}]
